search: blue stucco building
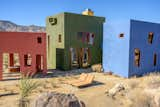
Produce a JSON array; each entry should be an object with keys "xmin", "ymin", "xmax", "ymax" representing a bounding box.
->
[{"xmin": 103, "ymin": 20, "xmax": 160, "ymax": 77}]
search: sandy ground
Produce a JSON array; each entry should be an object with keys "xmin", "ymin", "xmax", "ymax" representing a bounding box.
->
[{"xmin": 0, "ymin": 70, "xmax": 159, "ymax": 107}]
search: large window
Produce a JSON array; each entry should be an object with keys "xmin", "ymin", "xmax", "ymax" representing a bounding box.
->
[
  {"xmin": 70, "ymin": 48, "xmax": 78, "ymax": 67},
  {"xmin": 77, "ymin": 32, "xmax": 95, "ymax": 45}
]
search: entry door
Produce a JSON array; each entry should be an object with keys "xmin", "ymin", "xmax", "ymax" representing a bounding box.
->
[{"xmin": 36, "ymin": 55, "xmax": 43, "ymax": 72}]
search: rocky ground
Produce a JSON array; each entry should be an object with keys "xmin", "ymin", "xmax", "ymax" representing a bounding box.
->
[{"xmin": 0, "ymin": 69, "xmax": 160, "ymax": 107}]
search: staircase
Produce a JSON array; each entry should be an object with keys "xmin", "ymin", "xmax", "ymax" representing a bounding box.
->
[{"xmin": 2, "ymin": 72, "xmax": 21, "ymax": 80}]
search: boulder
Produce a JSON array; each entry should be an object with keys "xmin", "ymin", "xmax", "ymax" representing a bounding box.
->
[
  {"xmin": 106, "ymin": 83, "xmax": 125, "ymax": 97},
  {"xmin": 33, "ymin": 92, "xmax": 85, "ymax": 107},
  {"xmin": 91, "ymin": 64, "xmax": 103, "ymax": 73}
]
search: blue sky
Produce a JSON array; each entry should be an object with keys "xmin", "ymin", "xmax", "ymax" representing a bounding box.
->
[
  {"xmin": 1, "ymin": 0, "xmax": 160, "ymax": 76},
  {"xmin": 0, "ymin": 0, "xmax": 160, "ymax": 26}
]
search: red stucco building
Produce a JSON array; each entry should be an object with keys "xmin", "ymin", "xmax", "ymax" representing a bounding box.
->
[{"xmin": 0, "ymin": 32, "xmax": 47, "ymax": 80}]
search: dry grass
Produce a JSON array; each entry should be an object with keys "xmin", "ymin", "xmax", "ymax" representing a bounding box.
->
[
  {"xmin": 127, "ymin": 89, "xmax": 152, "ymax": 107},
  {"xmin": 140, "ymin": 73, "xmax": 160, "ymax": 89},
  {"xmin": 127, "ymin": 79, "xmax": 140, "ymax": 89},
  {"xmin": 1, "ymin": 72, "xmax": 160, "ymax": 107}
]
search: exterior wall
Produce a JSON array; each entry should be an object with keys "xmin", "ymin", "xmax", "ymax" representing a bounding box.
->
[
  {"xmin": 46, "ymin": 12, "xmax": 105, "ymax": 70},
  {"xmin": 0, "ymin": 32, "xmax": 47, "ymax": 80},
  {"xmin": 64, "ymin": 13, "xmax": 105, "ymax": 70},
  {"xmin": 129, "ymin": 20, "xmax": 160, "ymax": 77},
  {"xmin": 46, "ymin": 13, "xmax": 65, "ymax": 69},
  {"xmin": 0, "ymin": 53, "xmax": 2, "ymax": 80},
  {"xmin": 103, "ymin": 21, "xmax": 130, "ymax": 77}
]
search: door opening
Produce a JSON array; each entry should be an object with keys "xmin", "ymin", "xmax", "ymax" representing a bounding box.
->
[{"xmin": 36, "ymin": 55, "xmax": 43, "ymax": 72}]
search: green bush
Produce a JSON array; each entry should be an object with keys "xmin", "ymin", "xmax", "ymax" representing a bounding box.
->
[{"xmin": 19, "ymin": 76, "xmax": 41, "ymax": 107}]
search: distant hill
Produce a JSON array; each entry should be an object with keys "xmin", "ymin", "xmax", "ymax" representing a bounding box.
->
[{"xmin": 0, "ymin": 20, "xmax": 45, "ymax": 32}]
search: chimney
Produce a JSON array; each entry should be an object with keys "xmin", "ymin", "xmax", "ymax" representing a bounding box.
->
[{"xmin": 82, "ymin": 8, "xmax": 94, "ymax": 16}]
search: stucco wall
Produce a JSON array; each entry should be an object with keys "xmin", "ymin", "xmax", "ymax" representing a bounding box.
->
[
  {"xmin": 0, "ymin": 32, "xmax": 47, "ymax": 80},
  {"xmin": 46, "ymin": 13, "xmax": 65, "ymax": 69},
  {"xmin": 103, "ymin": 21, "xmax": 130, "ymax": 77},
  {"xmin": 46, "ymin": 12, "xmax": 105, "ymax": 70},
  {"xmin": 64, "ymin": 13, "xmax": 105, "ymax": 70},
  {"xmin": 129, "ymin": 20, "xmax": 160, "ymax": 77}
]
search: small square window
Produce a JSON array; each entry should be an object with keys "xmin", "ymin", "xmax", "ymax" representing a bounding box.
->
[
  {"xmin": 119, "ymin": 33, "xmax": 124, "ymax": 38},
  {"xmin": 37, "ymin": 37, "xmax": 42, "ymax": 44}
]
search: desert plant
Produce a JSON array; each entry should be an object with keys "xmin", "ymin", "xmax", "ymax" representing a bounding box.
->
[
  {"xmin": 127, "ymin": 89, "xmax": 152, "ymax": 107},
  {"xmin": 19, "ymin": 76, "xmax": 41, "ymax": 107},
  {"xmin": 144, "ymin": 74, "xmax": 160, "ymax": 89},
  {"xmin": 128, "ymin": 79, "xmax": 140, "ymax": 89}
]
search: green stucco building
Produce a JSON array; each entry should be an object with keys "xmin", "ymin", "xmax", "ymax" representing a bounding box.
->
[{"xmin": 46, "ymin": 11, "xmax": 105, "ymax": 70}]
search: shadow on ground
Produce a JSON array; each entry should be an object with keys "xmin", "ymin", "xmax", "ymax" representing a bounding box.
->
[{"xmin": 34, "ymin": 68, "xmax": 93, "ymax": 79}]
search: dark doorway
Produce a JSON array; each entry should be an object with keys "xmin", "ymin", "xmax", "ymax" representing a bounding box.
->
[
  {"xmin": 70, "ymin": 48, "xmax": 91, "ymax": 69},
  {"xmin": 70, "ymin": 48, "xmax": 79, "ymax": 68},
  {"xmin": 36, "ymin": 55, "xmax": 43, "ymax": 72},
  {"xmin": 82, "ymin": 48, "xmax": 90, "ymax": 67}
]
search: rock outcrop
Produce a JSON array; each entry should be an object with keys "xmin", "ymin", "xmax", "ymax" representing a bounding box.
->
[
  {"xmin": 33, "ymin": 92, "xmax": 85, "ymax": 107},
  {"xmin": 105, "ymin": 83, "xmax": 125, "ymax": 97}
]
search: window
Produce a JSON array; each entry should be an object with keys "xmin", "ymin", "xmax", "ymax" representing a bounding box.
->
[
  {"xmin": 77, "ymin": 32, "xmax": 83, "ymax": 40},
  {"xmin": 77, "ymin": 32, "xmax": 95, "ymax": 45},
  {"xmin": 134, "ymin": 49, "xmax": 140, "ymax": 67},
  {"xmin": 119, "ymin": 33, "xmax": 124, "ymax": 38},
  {"xmin": 24, "ymin": 54, "xmax": 32, "ymax": 66},
  {"xmin": 37, "ymin": 37, "xmax": 42, "ymax": 43},
  {"xmin": 70, "ymin": 48, "xmax": 78, "ymax": 67},
  {"xmin": 154, "ymin": 54, "xmax": 157, "ymax": 66},
  {"xmin": 89, "ymin": 33, "xmax": 95, "ymax": 45},
  {"xmin": 48, "ymin": 35, "xmax": 50, "ymax": 53},
  {"xmin": 148, "ymin": 32, "xmax": 154, "ymax": 44},
  {"xmin": 58, "ymin": 34, "xmax": 62, "ymax": 43}
]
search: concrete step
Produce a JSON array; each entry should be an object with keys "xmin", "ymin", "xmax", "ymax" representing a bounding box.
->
[{"xmin": 2, "ymin": 72, "xmax": 21, "ymax": 80}]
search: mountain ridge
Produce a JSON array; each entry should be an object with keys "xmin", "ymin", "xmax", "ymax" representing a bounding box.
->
[{"xmin": 0, "ymin": 20, "xmax": 45, "ymax": 32}]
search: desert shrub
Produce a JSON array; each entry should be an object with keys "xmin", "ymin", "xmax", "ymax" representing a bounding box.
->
[
  {"xmin": 19, "ymin": 76, "xmax": 41, "ymax": 98},
  {"xmin": 145, "ymin": 75, "xmax": 160, "ymax": 89},
  {"xmin": 147, "ymin": 72, "xmax": 160, "ymax": 77},
  {"xmin": 127, "ymin": 89, "xmax": 152, "ymax": 107},
  {"xmin": 149, "ymin": 77, "xmax": 160, "ymax": 84},
  {"xmin": 19, "ymin": 76, "xmax": 41, "ymax": 107},
  {"xmin": 128, "ymin": 79, "xmax": 140, "ymax": 89},
  {"xmin": 133, "ymin": 95, "xmax": 152, "ymax": 107}
]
